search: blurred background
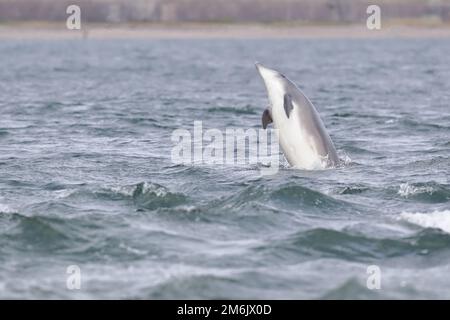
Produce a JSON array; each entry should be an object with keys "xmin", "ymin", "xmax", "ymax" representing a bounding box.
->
[{"xmin": 0, "ymin": 0, "xmax": 449, "ymax": 25}]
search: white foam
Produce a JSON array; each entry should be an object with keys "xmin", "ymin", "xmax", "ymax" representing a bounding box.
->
[
  {"xmin": 399, "ymin": 210, "xmax": 450, "ymax": 233},
  {"xmin": 110, "ymin": 182, "xmax": 168, "ymax": 198},
  {"xmin": 52, "ymin": 189, "xmax": 75, "ymax": 199},
  {"xmin": 109, "ymin": 185, "xmax": 136, "ymax": 197},
  {"xmin": 338, "ymin": 151, "xmax": 352, "ymax": 166},
  {"xmin": 0, "ymin": 203, "xmax": 14, "ymax": 213},
  {"xmin": 398, "ymin": 182, "xmax": 433, "ymax": 198}
]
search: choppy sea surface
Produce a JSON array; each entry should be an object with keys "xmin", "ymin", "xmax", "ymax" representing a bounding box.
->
[{"xmin": 0, "ymin": 38, "xmax": 449, "ymax": 299}]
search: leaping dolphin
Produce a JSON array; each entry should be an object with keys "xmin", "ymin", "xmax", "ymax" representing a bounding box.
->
[{"xmin": 256, "ymin": 63, "xmax": 339, "ymax": 170}]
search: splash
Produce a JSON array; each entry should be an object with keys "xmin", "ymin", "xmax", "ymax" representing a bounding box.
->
[
  {"xmin": 0, "ymin": 203, "xmax": 15, "ymax": 214},
  {"xmin": 400, "ymin": 210, "xmax": 450, "ymax": 234},
  {"xmin": 398, "ymin": 182, "xmax": 434, "ymax": 198}
]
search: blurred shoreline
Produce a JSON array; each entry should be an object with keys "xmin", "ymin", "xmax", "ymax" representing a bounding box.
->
[{"xmin": 2, "ymin": 21, "xmax": 450, "ymax": 39}]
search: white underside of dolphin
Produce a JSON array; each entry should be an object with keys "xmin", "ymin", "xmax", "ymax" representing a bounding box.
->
[{"xmin": 256, "ymin": 63, "xmax": 339, "ymax": 170}]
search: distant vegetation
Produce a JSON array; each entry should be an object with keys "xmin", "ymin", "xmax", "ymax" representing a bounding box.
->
[{"xmin": 0, "ymin": 0, "xmax": 449, "ymax": 23}]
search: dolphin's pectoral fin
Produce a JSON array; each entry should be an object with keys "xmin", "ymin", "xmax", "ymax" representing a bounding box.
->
[
  {"xmin": 283, "ymin": 94, "xmax": 294, "ymax": 118},
  {"xmin": 262, "ymin": 108, "xmax": 273, "ymax": 129}
]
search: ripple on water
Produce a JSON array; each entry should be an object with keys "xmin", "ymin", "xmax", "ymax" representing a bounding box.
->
[{"xmin": 207, "ymin": 105, "xmax": 257, "ymax": 115}]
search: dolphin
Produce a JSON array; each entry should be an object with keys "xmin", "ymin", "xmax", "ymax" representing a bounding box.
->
[{"xmin": 256, "ymin": 63, "xmax": 339, "ymax": 170}]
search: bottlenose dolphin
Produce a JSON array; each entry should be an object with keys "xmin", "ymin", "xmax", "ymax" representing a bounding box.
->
[{"xmin": 256, "ymin": 63, "xmax": 339, "ymax": 170}]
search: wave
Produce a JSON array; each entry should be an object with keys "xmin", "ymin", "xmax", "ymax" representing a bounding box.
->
[
  {"xmin": 339, "ymin": 144, "xmax": 381, "ymax": 156},
  {"xmin": 407, "ymin": 157, "xmax": 450, "ymax": 170},
  {"xmin": 276, "ymin": 228, "xmax": 411, "ymax": 260},
  {"xmin": 321, "ymin": 278, "xmax": 380, "ymax": 299},
  {"xmin": 397, "ymin": 182, "xmax": 450, "ymax": 203},
  {"xmin": 207, "ymin": 183, "xmax": 356, "ymax": 216},
  {"xmin": 331, "ymin": 112, "xmax": 353, "ymax": 118},
  {"xmin": 399, "ymin": 210, "xmax": 450, "ymax": 234},
  {"xmin": 336, "ymin": 185, "xmax": 369, "ymax": 195},
  {"xmin": 0, "ymin": 203, "xmax": 15, "ymax": 214},
  {"xmin": 96, "ymin": 182, "xmax": 189, "ymax": 211},
  {"xmin": 36, "ymin": 182, "xmax": 190, "ymax": 212},
  {"xmin": 270, "ymin": 185, "xmax": 354, "ymax": 212},
  {"xmin": 337, "ymin": 151, "xmax": 353, "ymax": 167},
  {"xmin": 398, "ymin": 183, "xmax": 433, "ymax": 197},
  {"xmin": 257, "ymin": 225, "xmax": 450, "ymax": 265},
  {"xmin": 0, "ymin": 213, "xmax": 76, "ymax": 252},
  {"xmin": 400, "ymin": 118, "xmax": 450, "ymax": 131},
  {"xmin": 131, "ymin": 182, "xmax": 188, "ymax": 210}
]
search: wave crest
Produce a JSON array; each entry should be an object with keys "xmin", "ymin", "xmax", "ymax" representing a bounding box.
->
[
  {"xmin": 398, "ymin": 182, "xmax": 450, "ymax": 203},
  {"xmin": 400, "ymin": 210, "xmax": 450, "ymax": 234},
  {"xmin": 131, "ymin": 182, "xmax": 188, "ymax": 210}
]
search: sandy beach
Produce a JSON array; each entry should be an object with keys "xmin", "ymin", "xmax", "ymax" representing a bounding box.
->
[{"xmin": 2, "ymin": 22, "xmax": 450, "ymax": 40}]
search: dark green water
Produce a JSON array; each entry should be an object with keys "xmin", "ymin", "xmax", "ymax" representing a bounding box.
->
[{"xmin": 0, "ymin": 39, "xmax": 449, "ymax": 299}]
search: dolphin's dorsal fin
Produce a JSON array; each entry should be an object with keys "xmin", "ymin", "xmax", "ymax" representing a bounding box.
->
[
  {"xmin": 283, "ymin": 94, "xmax": 294, "ymax": 118},
  {"xmin": 262, "ymin": 108, "xmax": 273, "ymax": 129}
]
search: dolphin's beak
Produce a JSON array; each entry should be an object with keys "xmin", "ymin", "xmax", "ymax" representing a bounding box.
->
[
  {"xmin": 255, "ymin": 62, "xmax": 266, "ymax": 77},
  {"xmin": 255, "ymin": 62, "xmax": 280, "ymax": 91},
  {"xmin": 255, "ymin": 62, "xmax": 279, "ymax": 81}
]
